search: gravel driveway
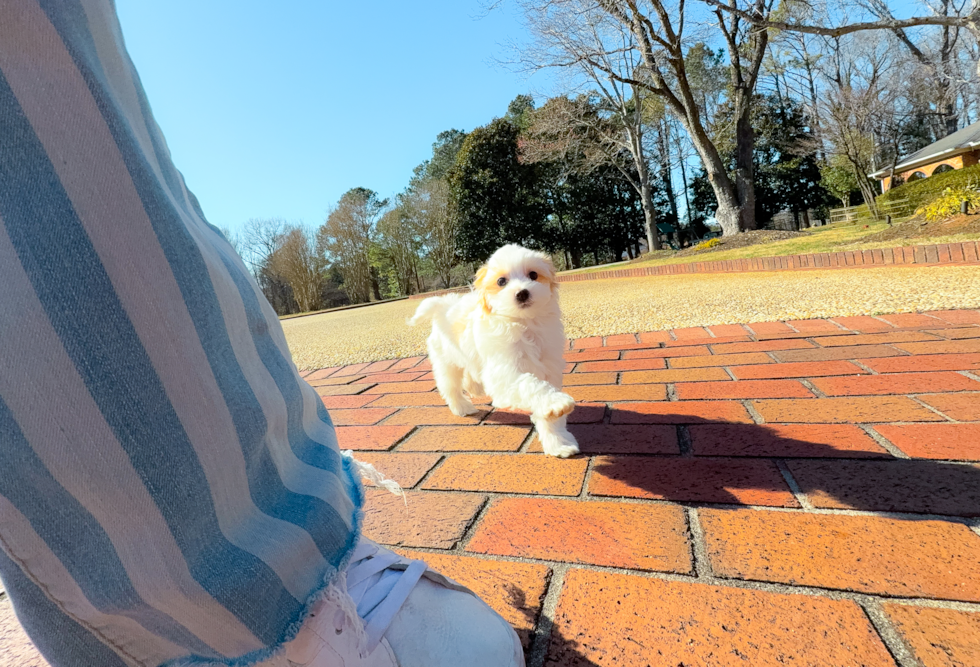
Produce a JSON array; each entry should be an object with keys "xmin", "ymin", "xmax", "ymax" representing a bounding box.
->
[{"xmin": 282, "ymin": 265, "xmax": 980, "ymax": 369}]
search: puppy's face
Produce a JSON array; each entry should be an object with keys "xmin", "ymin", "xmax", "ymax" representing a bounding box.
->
[{"xmin": 474, "ymin": 245, "xmax": 557, "ymax": 319}]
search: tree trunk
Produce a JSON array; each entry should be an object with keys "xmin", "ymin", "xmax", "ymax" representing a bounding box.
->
[
  {"xmin": 685, "ymin": 120, "xmax": 745, "ymax": 237},
  {"xmin": 735, "ymin": 110, "xmax": 758, "ymax": 231},
  {"xmin": 658, "ymin": 120, "xmax": 680, "ymax": 225},
  {"xmin": 639, "ymin": 179, "xmax": 659, "ymax": 251}
]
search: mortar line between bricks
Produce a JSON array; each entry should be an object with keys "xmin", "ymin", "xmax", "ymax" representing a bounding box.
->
[
  {"xmin": 798, "ymin": 378, "xmax": 827, "ymax": 398},
  {"xmin": 869, "ymin": 316, "xmax": 901, "ymax": 328},
  {"xmin": 685, "ymin": 507, "xmax": 711, "ymax": 578},
  {"xmin": 907, "ymin": 395, "xmax": 959, "ymax": 422},
  {"xmin": 742, "ymin": 400, "xmax": 765, "ymax": 424},
  {"xmin": 858, "ymin": 598, "xmax": 918, "ymax": 667},
  {"xmin": 399, "ymin": 487, "xmax": 980, "ymax": 525},
  {"xmin": 858, "ymin": 424, "xmax": 911, "ymax": 459},
  {"xmin": 676, "ymin": 425, "xmax": 693, "ymax": 457},
  {"xmin": 386, "ymin": 426, "xmax": 418, "ymax": 453},
  {"xmin": 960, "ymin": 369, "xmax": 980, "ymax": 382},
  {"xmin": 666, "ymin": 383, "xmax": 678, "ymax": 401},
  {"xmin": 516, "ymin": 427, "xmax": 537, "ymax": 454},
  {"xmin": 438, "ymin": 490, "xmax": 488, "ymax": 548},
  {"xmin": 722, "ymin": 366, "xmax": 737, "ymax": 380},
  {"xmin": 775, "ymin": 460, "xmax": 814, "ymax": 510},
  {"xmin": 409, "ymin": 454, "xmax": 446, "ymax": 489},
  {"xmin": 578, "ymin": 456, "xmax": 597, "ymax": 499},
  {"xmin": 395, "ymin": 545, "xmax": 980, "ymax": 612},
  {"xmin": 851, "ymin": 359, "xmax": 879, "ymax": 375},
  {"xmin": 525, "ymin": 563, "xmax": 568, "ymax": 667}
]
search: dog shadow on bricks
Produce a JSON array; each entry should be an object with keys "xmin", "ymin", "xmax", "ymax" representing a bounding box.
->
[{"xmin": 582, "ymin": 409, "xmax": 980, "ymax": 520}]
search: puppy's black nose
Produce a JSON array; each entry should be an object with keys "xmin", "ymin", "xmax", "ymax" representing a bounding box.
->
[{"xmin": 516, "ymin": 289, "xmax": 530, "ymax": 303}]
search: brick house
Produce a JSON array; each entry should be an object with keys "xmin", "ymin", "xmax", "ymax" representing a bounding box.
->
[{"xmin": 871, "ymin": 119, "xmax": 980, "ymax": 192}]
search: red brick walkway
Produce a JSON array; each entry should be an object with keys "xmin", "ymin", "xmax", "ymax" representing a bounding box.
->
[
  {"xmin": 315, "ymin": 309, "xmax": 980, "ymax": 666},
  {"xmin": 3, "ymin": 310, "xmax": 980, "ymax": 666}
]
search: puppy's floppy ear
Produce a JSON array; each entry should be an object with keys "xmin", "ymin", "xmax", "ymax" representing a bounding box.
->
[
  {"xmin": 537, "ymin": 254, "xmax": 559, "ymax": 293},
  {"xmin": 473, "ymin": 264, "xmax": 493, "ymax": 314}
]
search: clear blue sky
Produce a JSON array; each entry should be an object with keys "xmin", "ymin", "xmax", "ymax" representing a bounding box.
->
[{"xmin": 116, "ymin": 1, "xmax": 551, "ymax": 236}]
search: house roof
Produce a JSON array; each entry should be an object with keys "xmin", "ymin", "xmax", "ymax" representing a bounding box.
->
[{"xmin": 870, "ymin": 119, "xmax": 980, "ymax": 179}]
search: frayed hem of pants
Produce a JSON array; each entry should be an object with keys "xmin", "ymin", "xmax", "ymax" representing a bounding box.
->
[{"xmin": 161, "ymin": 454, "xmax": 366, "ymax": 667}]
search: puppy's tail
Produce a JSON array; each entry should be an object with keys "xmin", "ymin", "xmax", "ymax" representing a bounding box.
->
[
  {"xmin": 407, "ymin": 295, "xmax": 467, "ymax": 362},
  {"xmin": 406, "ymin": 295, "xmax": 449, "ymax": 327}
]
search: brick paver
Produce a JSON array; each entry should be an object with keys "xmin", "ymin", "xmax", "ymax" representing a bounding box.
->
[
  {"xmin": 566, "ymin": 384, "xmax": 667, "ymax": 402},
  {"xmin": 874, "ymin": 423, "xmax": 980, "ymax": 459},
  {"xmin": 611, "ymin": 400, "xmax": 754, "ymax": 424},
  {"xmin": 12, "ymin": 309, "xmax": 980, "ymax": 666},
  {"xmin": 785, "ymin": 459, "xmax": 980, "ymax": 515},
  {"xmin": 809, "ymin": 371, "xmax": 980, "ymax": 395},
  {"xmin": 422, "ymin": 454, "xmax": 588, "ymax": 495},
  {"xmin": 352, "ymin": 452, "xmax": 442, "ymax": 487},
  {"xmin": 335, "ymin": 424, "xmax": 414, "ymax": 450},
  {"xmin": 752, "ymin": 396, "xmax": 944, "ymax": 423},
  {"xmin": 700, "ymin": 508, "xmax": 980, "ymax": 601},
  {"xmin": 466, "ymin": 497, "xmax": 691, "ymax": 572},
  {"xmin": 548, "ymin": 570, "xmax": 894, "ymax": 666},
  {"xmin": 675, "ymin": 379, "xmax": 813, "ymax": 399},
  {"xmin": 399, "ymin": 425, "xmax": 529, "ymax": 451},
  {"xmin": 319, "ymin": 394, "xmax": 383, "ymax": 409},
  {"xmin": 689, "ymin": 423, "xmax": 890, "ymax": 457},
  {"xmin": 859, "ymin": 352, "xmax": 980, "ymax": 373},
  {"xmin": 361, "ymin": 489, "xmax": 485, "ymax": 548},
  {"xmin": 589, "ymin": 456, "xmax": 799, "ymax": 506},
  {"xmin": 883, "ymin": 604, "xmax": 980, "ymax": 667},
  {"xmin": 918, "ymin": 392, "xmax": 980, "ymax": 420},
  {"xmin": 528, "ymin": 424, "xmax": 679, "ymax": 455}
]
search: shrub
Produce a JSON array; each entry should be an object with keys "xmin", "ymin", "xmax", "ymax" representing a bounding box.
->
[
  {"xmin": 877, "ymin": 163, "xmax": 980, "ymax": 215},
  {"xmin": 693, "ymin": 238, "xmax": 722, "ymax": 251},
  {"xmin": 915, "ymin": 187, "xmax": 980, "ymax": 222}
]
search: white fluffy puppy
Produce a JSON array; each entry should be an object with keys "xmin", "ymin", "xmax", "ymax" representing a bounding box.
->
[{"xmin": 408, "ymin": 244, "xmax": 579, "ymax": 458}]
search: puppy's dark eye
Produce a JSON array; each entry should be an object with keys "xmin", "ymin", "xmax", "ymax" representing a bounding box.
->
[
  {"xmin": 496, "ymin": 277, "xmax": 508, "ymax": 287},
  {"xmin": 528, "ymin": 271, "xmax": 538, "ymax": 281}
]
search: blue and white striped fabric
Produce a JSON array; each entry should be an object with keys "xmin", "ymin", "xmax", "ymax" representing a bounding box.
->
[{"xmin": 0, "ymin": 1, "xmax": 363, "ymax": 665}]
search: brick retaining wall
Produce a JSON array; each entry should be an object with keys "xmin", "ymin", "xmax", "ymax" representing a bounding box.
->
[
  {"xmin": 408, "ymin": 240, "xmax": 980, "ymax": 298},
  {"xmin": 557, "ymin": 239, "xmax": 980, "ymax": 282}
]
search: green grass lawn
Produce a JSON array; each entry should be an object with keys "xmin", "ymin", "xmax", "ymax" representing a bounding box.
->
[{"xmin": 575, "ymin": 220, "xmax": 980, "ymax": 274}]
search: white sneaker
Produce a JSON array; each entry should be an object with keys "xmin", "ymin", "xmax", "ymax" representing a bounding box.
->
[{"xmin": 277, "ymin": 538, "xmax": 525, "ymax": 667}]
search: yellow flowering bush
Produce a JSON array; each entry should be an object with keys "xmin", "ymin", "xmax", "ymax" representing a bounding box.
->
[
  {"xmin": 693, "ymin": 237, "xmax": 722, "ymax": 251},
  {"xmin": 914, "ymin": 187, "xmax": 980, "ymax": 222}
]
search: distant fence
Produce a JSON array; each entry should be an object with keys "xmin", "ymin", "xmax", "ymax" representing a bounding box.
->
[{"xmin": 830, "ymin": 198, "xmax": 910, "ymax": 224}]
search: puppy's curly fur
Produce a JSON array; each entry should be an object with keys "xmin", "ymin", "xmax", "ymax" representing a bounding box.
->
[{"xmin": 408, "ymin": 245, "xmax": 578, "ymax": 458}]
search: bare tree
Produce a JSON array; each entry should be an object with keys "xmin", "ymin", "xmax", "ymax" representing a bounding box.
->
[
  {"xmin": 317, "ymin": 188, "xmax": 387, "ymax": 304},
  {"xmin": 268, "ymin": 227, "xmax": 327, "ymax": 313},
  {"xmin": 240, "ymin": 217, "xmax": 288, "ymax": 277},
  {"xmin": 817, "ymin": 34, "xmax": 894, "ymax": 216},
  {"xmin": 517, "ymin": 0, "xmax": 774, "ymax": 236},
  {"xmin": 521, "ymin": 93, "xmax": 661, "ymax": 250},
  {"xmin": 702, "ymin": 0, "xmax": 980, "ymax": 42},
  {"xmin": 403, "ymin": 179, "xmax": 458, "ymax": 289}
]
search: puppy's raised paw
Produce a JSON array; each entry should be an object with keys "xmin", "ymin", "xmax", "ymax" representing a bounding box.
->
[{"xmin": 542, "ymin": 392, "xmax": 575, "ymax": 420}]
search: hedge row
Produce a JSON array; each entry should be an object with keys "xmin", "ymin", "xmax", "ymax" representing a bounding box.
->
[{"xmin": 878, "ymin": 162, "xmax": 980, "ymax": 215}]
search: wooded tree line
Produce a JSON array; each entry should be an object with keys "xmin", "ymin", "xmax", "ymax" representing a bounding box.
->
[{"xmin": 233, "ymin": 0, "xmax": 979, "ymax": 314}]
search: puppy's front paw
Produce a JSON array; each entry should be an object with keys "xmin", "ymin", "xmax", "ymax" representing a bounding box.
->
[
  {"xmin": 540, "ymin": 433, "xmax": 580, "ymax": 459},
  {"xmin": 447, "ymin": 398, "xmax": 478, "ymax": 417},
  {"xmin": 542, "ymin": 392, "xmax": 575, "ymax": 419}
]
